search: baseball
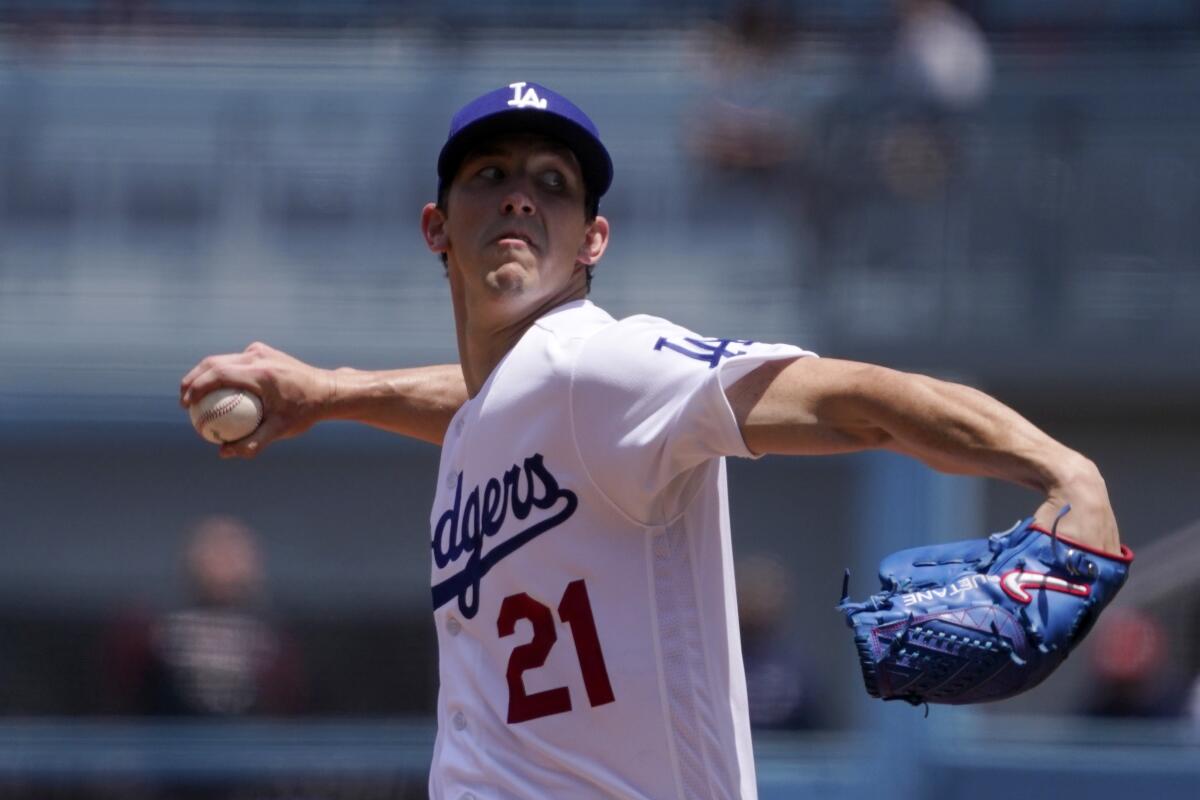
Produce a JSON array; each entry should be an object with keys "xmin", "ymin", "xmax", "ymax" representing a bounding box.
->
[{"xmin": 189, "ymin": 388, "xmax": 264, "ymax": 444}]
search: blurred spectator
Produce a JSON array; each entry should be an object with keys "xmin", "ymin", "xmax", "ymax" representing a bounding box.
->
[
  {"xmin": 1188, "ymin": 676, "xmax": 1200, "ymax": 725},
  {"xmin": 737, "ymin": 554, "xmax": 822, "ymax": 729},
  {"xmin": 686, "ymin": 0, "xmax": 804, "ymax": 175},
  {"xmin": 892, "ymin": 0, "xmax": 993, "ymax": 113},
  {"xmin": 873, "ymin": 0, "xmax": 993, "ymax": 201},
  {"xmin": 1079, "ymin": 608, "xmax": 1187, "ymax": 719},
  {"xmin": 1188, "ymin": 594, "xmax": 1200, "ymax": 728},
  {"xmin": 684, "ymin": 1, "xmax": 856, "ymax": 287},
  {"xmin": 103, "ymin": 515, "xmax": 307, "ymax": 716}
]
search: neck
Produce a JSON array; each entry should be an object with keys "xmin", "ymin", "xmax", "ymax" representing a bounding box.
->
[{"xmin": 453, "ymin": 282, "xmax": 588, "ymax": 397}]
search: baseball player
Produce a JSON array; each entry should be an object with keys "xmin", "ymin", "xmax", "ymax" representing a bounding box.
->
[{"xmin": 181, "ymin": 81, "xmax": 1122, "ymax": 799}]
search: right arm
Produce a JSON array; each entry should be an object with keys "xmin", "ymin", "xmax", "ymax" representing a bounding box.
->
[{"xmin": 180, "ymin": 342, "xmax": 468, "ymax": 457}]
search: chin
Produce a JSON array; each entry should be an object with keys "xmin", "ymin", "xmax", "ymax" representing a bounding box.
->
[{"xmin": 484, "ymin": 262, "xmax": 532, "ymax": 294}]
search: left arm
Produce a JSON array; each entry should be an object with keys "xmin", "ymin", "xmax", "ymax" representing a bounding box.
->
[{"xmin": 725, "ymin": 357, "xmax": 1120, "ymax": 555}]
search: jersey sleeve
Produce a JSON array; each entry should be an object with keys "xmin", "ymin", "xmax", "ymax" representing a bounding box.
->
[{"xmin": 569, "ymin": 315, "xmax": 815, "ymax": 526}]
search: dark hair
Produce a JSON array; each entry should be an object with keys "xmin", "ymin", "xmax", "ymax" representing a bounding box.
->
[{"xmin": 434, "ymin": 181, "xmax": 601, "ymax": 291}]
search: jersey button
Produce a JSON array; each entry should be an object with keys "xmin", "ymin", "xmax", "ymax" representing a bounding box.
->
[
  {"xmin": 445, "ymin": 471, "xmax": 458, "ymax": 490},
  {"xmin": 460, "ymin": 794, "xmax": 476, "ymax": 800},
  {"xmin": 452, "ymin": 711, "xmax": 467, "ymax": 731},
  {"xmin": 455, "ymin": 417, "xmax": 465, "ymax": 435},
  {"xmin": 446, "ymin": 617, "xmax": 461, "ymax": 636}
]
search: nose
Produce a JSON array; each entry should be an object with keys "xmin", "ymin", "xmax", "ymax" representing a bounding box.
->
[{"xmin": 501, "ymin": 187, "xmax": 535, "ymax": 217}]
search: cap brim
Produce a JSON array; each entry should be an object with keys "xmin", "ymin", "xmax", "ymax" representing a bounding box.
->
[{"xmin": 437, "ymin": 109, "xmax": 613, "ymax": 198}]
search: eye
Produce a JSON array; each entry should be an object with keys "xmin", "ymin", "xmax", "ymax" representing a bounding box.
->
[
  {"xmin": 540, "ymin": 170, "xmax": 566, "ymax": 190},
  {"xmin": 477, "ymin": 165, "xmax": 504, "ymax": 181}
]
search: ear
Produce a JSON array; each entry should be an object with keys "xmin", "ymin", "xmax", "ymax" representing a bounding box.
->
[
  {"xmin": 421, "ymin": 203, "xmax": 449, "ymax": 254},
  {"xmin": 577, "ymin": 215, "xmax": 610, "ymax": 266}
]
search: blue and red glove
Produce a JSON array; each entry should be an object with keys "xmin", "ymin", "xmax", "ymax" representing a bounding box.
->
[{"xmin": 838, "ymin": 509, "xmax": 1133, "ymax": 706}]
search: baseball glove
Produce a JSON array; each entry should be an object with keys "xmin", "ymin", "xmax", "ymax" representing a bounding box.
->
[{"xmin": 837, "ymin": 507, "xmax": 1133, "ymax": 706}]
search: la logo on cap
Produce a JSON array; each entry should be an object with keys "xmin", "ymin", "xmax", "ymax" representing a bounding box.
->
[{"xmin": 507, "ymin": 82, "xmax": 548, "ymax": 110}]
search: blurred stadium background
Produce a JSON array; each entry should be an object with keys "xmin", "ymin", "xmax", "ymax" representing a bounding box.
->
[{"xmin": 1, "ymin": 1, "xmax": 1198, "ymax": 798}]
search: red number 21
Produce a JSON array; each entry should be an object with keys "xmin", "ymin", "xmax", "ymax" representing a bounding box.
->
[{"xmin": 497, "ymin": 579, "xmax": 616, "ymax": 724}]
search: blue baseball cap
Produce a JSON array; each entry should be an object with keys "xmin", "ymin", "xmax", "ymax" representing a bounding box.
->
[{"xmin": 437, "ymin": 81, "xmax": 613, "ymax": 200}]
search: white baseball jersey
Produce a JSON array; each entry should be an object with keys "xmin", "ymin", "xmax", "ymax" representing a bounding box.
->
[{"xmin": 427, "ymin": 299, "xmax": 814, "ymax": 800}]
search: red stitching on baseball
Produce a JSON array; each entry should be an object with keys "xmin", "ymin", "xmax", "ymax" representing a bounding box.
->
[
  {"xmin": 197, "ymin": 395, "xmax": 240, "ymax": 426},
  {"xmin": 197, "ymin": 394, "xmax": 261, "ymax": 427}
]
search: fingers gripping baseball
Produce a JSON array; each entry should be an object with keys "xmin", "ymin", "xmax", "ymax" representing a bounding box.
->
[
  {"xmin": 181, "ymin": 342, "xmax": 335, "ymax": 457},
  {"xmin": 219, "ymin": 412, "xmax": 288, "ymax": 459}
]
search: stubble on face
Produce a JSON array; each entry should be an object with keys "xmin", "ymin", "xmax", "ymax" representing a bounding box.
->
[{"xmin": 480, "ymin": 242, "xmax": 538, "ymax": 296}]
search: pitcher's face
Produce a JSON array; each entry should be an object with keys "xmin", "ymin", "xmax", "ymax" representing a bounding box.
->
[{"xmin": 423, "ymin": 133, "xmax": 608, "ymax": 312}]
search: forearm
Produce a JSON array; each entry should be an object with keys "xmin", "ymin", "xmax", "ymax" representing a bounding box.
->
[
  {"xmin": 327, "ymin": 364, "xmax": 468, "ymax": 445},
  {"xmin": 180, "ymin": 343, "xmax": 468, "ymax": 455},
  {"xmin": 850, "ymin": 369, "xmax": 1084, "ymax": 493},
  {"xmin": 732, "ymin": 357, "xmax": 1119, "ymax": 553},
  {"xmin": 857, "ymin": 371, "xmax": 1117, "ymax": 551},
  {"xmin": 735, "ymin": 357, "xmax": 1098, "ymax": 505}
]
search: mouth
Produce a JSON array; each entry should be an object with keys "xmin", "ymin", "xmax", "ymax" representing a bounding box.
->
[{"xmin": 492, "ymin": 230, "xmax": 536, "ymax": 249}]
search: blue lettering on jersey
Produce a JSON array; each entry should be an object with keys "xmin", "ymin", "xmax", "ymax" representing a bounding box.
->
[
  {"xmin": 654, "ymin": 336, "xmax": 755, "ymax": 368},
  {"xmin": 431, "ymin": 453, "xmax": 577, "ymax": 619}
]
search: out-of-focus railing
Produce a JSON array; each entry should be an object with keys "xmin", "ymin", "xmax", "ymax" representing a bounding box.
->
[{"xmin": 0, "ymin": 715, "xmax": 1195, "ymax": 799}]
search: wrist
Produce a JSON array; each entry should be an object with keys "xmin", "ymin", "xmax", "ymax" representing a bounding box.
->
[
  {"xmin": 1040, "ymin": 452, "xmax": 1110, "ymax": 524},
  {"xmin": 318, "ymin": 366, "xmax": 355, "ymax": 420},
  {"xmin": 1046, "ymin": 451, "xmax": 1102, "ymax": 495}
]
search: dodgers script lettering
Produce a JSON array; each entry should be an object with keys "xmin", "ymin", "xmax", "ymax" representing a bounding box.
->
[{"xmin": 432, "ymin": 453, "xmax": 577, "ymax": 619}]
